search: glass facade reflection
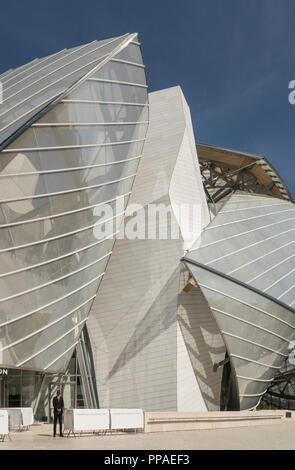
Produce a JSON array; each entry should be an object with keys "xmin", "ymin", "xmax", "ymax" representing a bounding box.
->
[
  {"xmin": 0, "ymin": 33, "xmax": 148, "ymax": 377},
  {"xmin": 0, "ymin": 369, "xmax": 43, "ymax": 408},
  {"xmin": 185, "ymin": 191, "xmax": 295, "ymax": 410},
  {"xmin": 0, "ymin": 348, "xmax": 92, "ymax": 422}
]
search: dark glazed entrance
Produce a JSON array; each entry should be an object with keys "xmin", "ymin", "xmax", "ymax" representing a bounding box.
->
[{"xmin": 220, "ymin": 353, "xmax": 240, "ymax": 411}]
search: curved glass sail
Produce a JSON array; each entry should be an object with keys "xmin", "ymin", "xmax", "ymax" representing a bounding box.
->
[
  {"xmin": 184, "ymin": 191, "xmax": 295, "ymax": 409},
  {"xmin": 0, "ymin": 33, "xmax": 149, "ymax": 373}
]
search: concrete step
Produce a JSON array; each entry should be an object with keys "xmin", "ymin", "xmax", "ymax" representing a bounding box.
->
[{"xmin": 144, "ymin": 410, "xmax": 294, "ymax": 432}]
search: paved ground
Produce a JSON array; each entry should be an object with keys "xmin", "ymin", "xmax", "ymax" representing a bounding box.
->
[{"xmin": 1, "ymin": 422, "xmax": 295, "ymax": 450}]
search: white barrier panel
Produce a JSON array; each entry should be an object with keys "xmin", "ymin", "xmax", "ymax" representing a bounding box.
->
[
  {"xmin": 21, "ymin": 408, "xmax": 34, "ymax": 427},
  {"xmin": 0, "ymin": 410, "xmax": 8, "ymax": 441},
  {"xmin": 110, "ymin": 409, "xmax": 144, "ymax": 430},
  {"xmin": 1, "ymin": 408, "xmax": 33, "ymax": 429},
  {"xmin": 10, "ymin": 408, "xmax": 33, "ymax": 427},
  {"xmin": 75, "ymin": 409, "xmax": 109, "ymax": 431},
  {"xmin": 5, "ymin": 409, "xmax": 22, "ymax": 428},
  {"xmin": 64, "ymin": 410, "xmax": 74, "ymax": 433},
  {"xmin": 64, "ymin": 409, "xmax": 110, "ymax": 433}
]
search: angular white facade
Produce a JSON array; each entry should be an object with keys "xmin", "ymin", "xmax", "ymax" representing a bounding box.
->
[
  {"xmin": 87, "ymin": 86, "xmax": 214, "ymax": 411},
  {"xmin": 86, "ymin": 86, "xmax": 294, "ymax": 412}
]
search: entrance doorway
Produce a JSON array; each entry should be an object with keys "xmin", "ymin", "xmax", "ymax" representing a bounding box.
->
[
  {"xmin": 220, "ymin": 352, "xmax": 240, "ymax": 410},
  {"xmin": 0, "ymin": 378, "xmax": 7, "ymax": 407},
  {"xmin": 48, "ymin": 381, "xmax": 75, "ymax": 423}
]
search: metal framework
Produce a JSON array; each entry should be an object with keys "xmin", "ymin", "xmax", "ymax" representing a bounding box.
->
[
  {"xmin": 197, "ymin": 143, "xmax": 293, "ymax": 203},
  {"xmin": 263, "ymin": 367, "xmax": 295, "ymax": 409},
  {"xmin": 199, "ymin": 157, "xmax": 275, "ymax": 203}
]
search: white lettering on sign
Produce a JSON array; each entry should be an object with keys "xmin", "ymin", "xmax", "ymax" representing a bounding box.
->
[{"xmin": 0, "ymin": 368, "xmax": 8, "ymax": 376}]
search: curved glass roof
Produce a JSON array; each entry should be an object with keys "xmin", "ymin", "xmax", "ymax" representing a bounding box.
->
[
  {"xmin": 0, "ymin": 34, "xmax": 137, "ymax": 150},
  {"xmin": 185, "ymin": 191, "xmax": 295, "ymax": 309},
  {"xmin": 184, "ymin": 190, "xmax": 295, "ymax": 410}
]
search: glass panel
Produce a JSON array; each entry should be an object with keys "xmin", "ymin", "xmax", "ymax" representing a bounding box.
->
[
  {"xmin": 5, "ymin": 301, "xmax": 90, "ymax": 366},
  {"xmin": 1, "ymin": 194, "xmax": 127, "ymax": 254},
  {"xmin": 279, "ymin": 288, "xmax": 295, "ymax": 306},
  {"xmin": 240, "ymin": 396, "xmax": 261, "ymax": 410},
  {"xmin": 225, "ymin": 335, "xmax": 284, "ymax": 366},
  {"xmin": 32, "ymin": 123, "xmax": 147, "ymax": 149},
  {"xmin": 23, "ymin": 323, "xmax": 85, "ymax": 372},
  {"xmin": 193, "ymin": 267, "xmax": 295, "ymax": 328},
  {"xmin": 237, "ymin": 377, "xmax": 270, "ymax": 396},
  {"xmin": 21, "ymin": 370, "xmax": 43, "ymax": 408},
  {"xmin": 1, "ymin": 281, "xmax": 98, "ymax": 349},
  {"xmin": 0, "ymin": 64, "xmax": 110, "ymax": 146},
  {"xmin": 194, "ymin": 218, "xmax": 295, "ymax": 270},
  {"xmin": 268, "ymin": 276, "xmax": 295, "ymax": 299},
  {"xmin": 0, "ymin": 157, "xmax": 140, "ymax": 200},
  {"xmin": 218, "ymin": 313, "xmax": 288, "ymax": 353},
  {"xmin": 4, "ymin": 56, "xmax": 108, "ymax": 113},
  {"xmin": 6, "ymin": 369, "xmax": 22, "ymax": 407},
  {"xmin": 217, "ymin": 193, "xmax": 282, "ymax": 211},
  {"xmin": 3, "ymin": 49, "xmax": 73, "ymax": 89},
  {"xmin": 92, "ymin": 60, "xmax": 146, "ymax": 85},
  {"xmin": 0, "ymin": 177, "xmax": 134, "ymax": 225},
  {"xmin": 114, "ymin": 43, "xmax": 143, "ymax": 64},
  {"xmin": 0, "ymin": 254, "xmax": 107, "ymax": 320},
  {"xmin": 3, "ymin": 56, "xmax": 56, "ymax": 89},
  {"xmin": 0, "ymin": 35, "xmax": 133, "ymax": 146},
  {"xmin": 67, "ymin": 81, "xmax": 148, "ymax": 104},
  {"xmin": 1, "ymin": 85, "xmax": 66, "ymax": 130},
  {"xmin": 232, "ymin": 356, "xmax": 276, "ymax": 382},
  {"xmin": 0, "ymin": 139, "xmax": 145, "ymax": 174},
  {"xmin": 1, "ymin": 65, "xmax": 27, "ymax": 82},
  {"xmin": 196, "ymin": 213, "xmax": 295, "ymax": 251},
  {"xmin": 3, "ymin": 51, "xmax": 69, "ymax": 101},
  {"xmin": 38, "ymin": 102, "xmax": 148, "ymax": 125},
  {"xmin": 205, "ymin": 288, "xmax": 295, "ymax": 340},
  {"xmin": 209, "ymin": 202, "xmax": 292, "ymax": 228},
  {"xmin": 188, "ymin": 192, "xmax": 295, "ymax": 307},
  {"xmin": 0, "ymin": 206, "xmax": 119, "ymax": 251},
  {"xmin": 3, "ymin": 38, "xmax": 123, "ymax": 101},
  {"xmin": 254, "ymin": 258, "xmax": 295, "ymax": 293},
  {"xmin": 0, "ymin": 241, "xmax": 111, "ymax": 298},
  {"xmin": 0, "ymin": 149, "xmax": 42, "ymax": 174},
  {"xmin": 225, "ymin": 241, "xmax": 295, "ymax": 282}
]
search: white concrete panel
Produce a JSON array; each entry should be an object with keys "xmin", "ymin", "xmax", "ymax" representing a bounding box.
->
[
  {"xmin": 177, "ymin": 268, "xmax": 226, "ymax": 411},
  {"xmin": 177, "ymin": 322, "xmax": 207, "ymax": 411},
  {"xmin": 87, "ymin": 86, "xmax": 210, "ymax": 411},
  {"xmin": 110, "ymin": 409, "xmax": 144, "ymax": 430},
  {"xmin": 169, "ymin": 88, "xmax": 210, "ymax": 250}
]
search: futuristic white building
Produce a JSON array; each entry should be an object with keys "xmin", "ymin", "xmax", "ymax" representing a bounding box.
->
[
  {"xmin": 87, "ymin": 86, "xmax": 295, "ymax": 412},
  {"xmin": 0, "ymin": 34, "xmax": 294, "ymax": 418}
]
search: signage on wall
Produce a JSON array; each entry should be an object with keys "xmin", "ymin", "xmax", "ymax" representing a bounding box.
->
[{"xmin": 0, "ymin": 368, "xmax": 8, "ymax": 376}]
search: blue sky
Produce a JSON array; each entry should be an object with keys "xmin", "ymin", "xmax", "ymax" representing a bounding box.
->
[{"xmin": 1, "ymin": 0, "xmax": 294, "ymax": 196}]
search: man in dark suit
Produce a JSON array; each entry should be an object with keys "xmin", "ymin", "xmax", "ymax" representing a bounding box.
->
[{"xmin": 53, "ymin": 389, "xmax": 64, "ymax": 437}]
